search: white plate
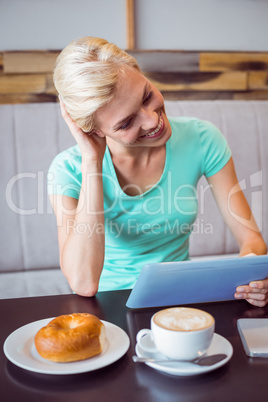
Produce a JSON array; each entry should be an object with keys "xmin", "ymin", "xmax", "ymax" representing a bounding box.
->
[
  {"xmin": 4, "ymin": 318, "xmax": 130, "ymax": 375},
  {"xmin": 135, "ymin": 333, "xmax": 233, "ymax": 376}
]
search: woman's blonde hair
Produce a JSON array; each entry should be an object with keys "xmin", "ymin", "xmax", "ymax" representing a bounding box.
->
[{"xmin": 53, "ymin": 37, "xmax": 141, "ymax": 132}]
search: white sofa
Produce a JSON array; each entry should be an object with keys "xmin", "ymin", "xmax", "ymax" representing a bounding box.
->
[{"xmin": 0, "ymin": 101, "xmax": 267, "ymax": 299}]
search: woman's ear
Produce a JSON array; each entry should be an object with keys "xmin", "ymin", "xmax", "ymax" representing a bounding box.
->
[{"xmin": 90, "ymin": 129, "xmax": 106, "ymax": 138}]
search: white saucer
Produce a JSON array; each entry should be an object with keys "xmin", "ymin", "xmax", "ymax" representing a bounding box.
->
[
  {"xmin": 4, "ymin": 318, "xmax": 130, "ymax": 375},
  {"xmin": 135, "ymin": 333, "xmax": 233, "ymax": 376}
]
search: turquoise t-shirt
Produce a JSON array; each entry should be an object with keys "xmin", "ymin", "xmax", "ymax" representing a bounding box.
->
[{"xmin": 48, "ymin": 117, "xmax": 231, "ymax": 291}]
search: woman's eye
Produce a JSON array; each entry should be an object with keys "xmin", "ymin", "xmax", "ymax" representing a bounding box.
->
[
  {"xmin": 120, "ymin": 119, "xmax": 132, "ymax": 130},
  {"xmin": 118, "ymin": 91, "xmax": 153, "ymax": 131},
  {"xmin": 143, "ymin": 91, "xmax": 153, "ymax": 104}
]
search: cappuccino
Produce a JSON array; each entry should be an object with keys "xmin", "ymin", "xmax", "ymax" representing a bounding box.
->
[
  {"xmin": 153, "ymin": 307, "xmax": 214, "ymax": 332},
  {"xmin": 137, "ymin": 307, "xmax": 215, "ymax": 360}
]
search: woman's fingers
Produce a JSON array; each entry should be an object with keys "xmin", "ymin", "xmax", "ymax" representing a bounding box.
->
[
  {"xmin": 59, "ymin": 98, "xmax": 83, "ymax": 135},
  {"xmin": 236, "ymin": 278, "xmax": 268, "ymax": 293},
  {"xmin": 58, "ymin": 97, "xmax": 93, "ymax": 147},
  {"xmin": 235, "ymin": 279, "xmax": 268, "ymax": 306},
  {"xmin": 59, "ymin": 97, "xmax": 71, "ymax": 121},
  {"xmin": 58, "ymin": 96, "xmax": 106, "ymax": 161},
  {"xmin": 250, "ymin": 278, "xmax": 268, "ymax": 289},
  {"xmin": 245, "ymin": 298, "xmax": 267, "ymax": 307},
  {"xmin": 236, "ymin": 286, "xmax": 267, "ymax": 294}
]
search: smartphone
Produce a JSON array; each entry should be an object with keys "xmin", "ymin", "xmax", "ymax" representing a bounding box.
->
[{"xmin": 237, "ymin": 318, "xmax": 268, "ymax": 357}]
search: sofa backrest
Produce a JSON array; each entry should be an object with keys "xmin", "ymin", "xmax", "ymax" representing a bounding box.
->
[
  {"xmin": 0, "ymin": 101, "xmax": 267, "ymax": 272},
  {"xmin": 166, "ymin": 101, "xmax": 268, "ymax": 257}
]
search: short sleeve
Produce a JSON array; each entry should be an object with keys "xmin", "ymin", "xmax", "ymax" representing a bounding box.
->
[
  {"xmin": 198, "ymin": 120, "xmax": 232, "ymax": 177},
  {"xmin": 47, "ymin": 145, "xmax": 82, "ymax": 199}
]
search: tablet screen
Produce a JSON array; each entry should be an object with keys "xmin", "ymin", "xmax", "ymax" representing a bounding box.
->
[{"xmin": 126, "ymin": 255, "xmax": 268, "ymax": 308}]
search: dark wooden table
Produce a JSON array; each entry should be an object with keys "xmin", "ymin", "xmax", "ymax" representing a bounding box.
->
[{"xmin": 1, "ymin": 290, "xmax": 268, "ymax": 402}]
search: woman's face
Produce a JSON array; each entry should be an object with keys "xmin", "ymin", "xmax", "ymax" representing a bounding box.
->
[{"xmin": 94, "ymin": 68, "xmax": 172, "ymax": 148}]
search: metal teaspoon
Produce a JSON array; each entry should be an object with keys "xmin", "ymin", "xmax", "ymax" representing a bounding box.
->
[{"xmin": 132, "ymin": 353, "xmax": 227, "ymax": 366}]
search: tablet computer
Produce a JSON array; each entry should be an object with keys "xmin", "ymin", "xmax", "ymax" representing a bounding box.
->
[{"xmin": 126, "ymin": 255, "xmax": 268, "ymax": 308}]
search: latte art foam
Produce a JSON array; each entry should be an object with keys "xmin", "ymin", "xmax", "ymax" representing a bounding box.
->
[{"xmin": 154, "ymin": 307, "xmax": 214, "ymax": 331}]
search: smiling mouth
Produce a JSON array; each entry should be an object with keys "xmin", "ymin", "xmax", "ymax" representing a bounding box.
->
[{"xmin": 139, "ymin": 114, "xmax": 164, "ymax": 138}]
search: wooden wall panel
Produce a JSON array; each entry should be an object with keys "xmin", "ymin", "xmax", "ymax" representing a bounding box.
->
[
  {"xmin": 233, "ymin": 91, "xmax": 268, "ymax": 100},
  {"xmin": 248, "ymin": 72, "xmax": 268, "ymax": 90},
  {"xmin": 0, "ymin": 50, "xmax": 267, "ymax": 103},
  {"xmin": 45, "ymin": 74, "xmax": 58, "ymax": 95},
  {"xmin": 145, "ymin": 71, "xmax": 247, "ymax": 91},
  {"xmin": 0, "ymin": 94, "xmax": 56, "ymax": 105},
  {"xmin": 129, "ymin": 51, "xmax": 199, "ymax": 72},
  {"xmin": 3, "ymin": 52, "xmax": 59, "ymax": 74},
  {"xmin": 200, "ymin": 53, "xmax": 268, "ymax": 72},
  {"xmin": 0, "ymin": 73, "xmax": 47, "ymax": 93}
]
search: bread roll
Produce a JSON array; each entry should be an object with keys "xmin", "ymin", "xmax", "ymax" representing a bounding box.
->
[{"xmin": 35, "ymin": 313, "xmax": 106, "ymax": 362}]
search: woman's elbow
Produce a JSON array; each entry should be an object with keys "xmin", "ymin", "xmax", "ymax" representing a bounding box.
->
[
  {"xmin": 66, "ymin": 275, "xmax": 99, "ymax": 298},
  {"xmin": 77, "ymin": 287, "xmax": 98, "ymax": 297},
  {"xmin": 72, "ymin": 284, "xmax": 99, "ymax": 297},
  {"xmin": 60, "ymin": 260, "xmax": 100, "ymax": 297}
]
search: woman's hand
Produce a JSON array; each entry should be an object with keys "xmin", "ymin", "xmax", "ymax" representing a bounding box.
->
[
  {"xmin": 234, "ymin": 253, "xmax": 268, "ymax": 307},
  {"xmin": 235, "ymin": 279, "xmax": 268, "ymax": 307},
  {"xmin": 59, "ymin": 98, "xmax": 106, "ymax": 162}
]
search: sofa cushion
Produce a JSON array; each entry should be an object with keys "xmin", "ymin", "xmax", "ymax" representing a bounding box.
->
[{"xmin": 0, "ymin": 269, "xmax": 71, "ymax": 299}]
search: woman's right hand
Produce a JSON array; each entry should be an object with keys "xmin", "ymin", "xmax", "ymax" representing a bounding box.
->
[{"xmin": 59, "ymin": 98, "xmax": 106, "ymax": 162}]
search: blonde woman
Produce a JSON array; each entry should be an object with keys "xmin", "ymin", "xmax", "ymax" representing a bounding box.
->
[{"xmin": 48, "ymin": 37, "xmax": 267, "ymax": 306}]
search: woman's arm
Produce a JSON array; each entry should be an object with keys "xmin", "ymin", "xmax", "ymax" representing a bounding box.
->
[
  {"xmin": 207, "ymin": 157, "xmax": 266, "ymax": 255},
  {"xmin": 49, "ymin": 100, "xmax": 107, "ymax": 297},
  {"xmin": 49, "ymin": 163, "xmax": 105, "ymax": 297},
  {"xmin": 207, "ymin": 157, "xmax": 268, "ymax": 306}
]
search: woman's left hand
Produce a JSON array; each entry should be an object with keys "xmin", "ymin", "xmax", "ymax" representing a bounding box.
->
[
  {"xmin": 235, "ymin": 253, "xmax": 268, "ymax": 307},
  {"xmin": 235, "ymin": 279, "xmax": 268, "ymax": 307}
]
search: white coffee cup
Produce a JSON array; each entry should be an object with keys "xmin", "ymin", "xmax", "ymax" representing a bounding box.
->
[{"xmin": 136, "ymin": 307, "xmax": 215, "ymax": 361}]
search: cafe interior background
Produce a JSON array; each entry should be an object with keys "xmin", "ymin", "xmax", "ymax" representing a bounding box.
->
[{"xmin": 0, "ymin": 0, "xmax": 268, "ymax": 299}]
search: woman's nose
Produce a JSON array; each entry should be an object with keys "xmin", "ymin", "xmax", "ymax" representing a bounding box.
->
[{"xmin": 140, "ymin": 108, "xmax": 159, "ymax": 131}]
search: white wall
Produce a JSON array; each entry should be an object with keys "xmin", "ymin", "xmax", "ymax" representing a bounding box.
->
[
  {"xmin": 0, "ymin": 0, "xmax": 126, "ymax": 50},
  {"xmin": 0, "ymin": 0, "xmax": 267, "ymax": 51},
  {"xmin": 136, "ymin": 0, "xmax": 268, "ymax": 51}
]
